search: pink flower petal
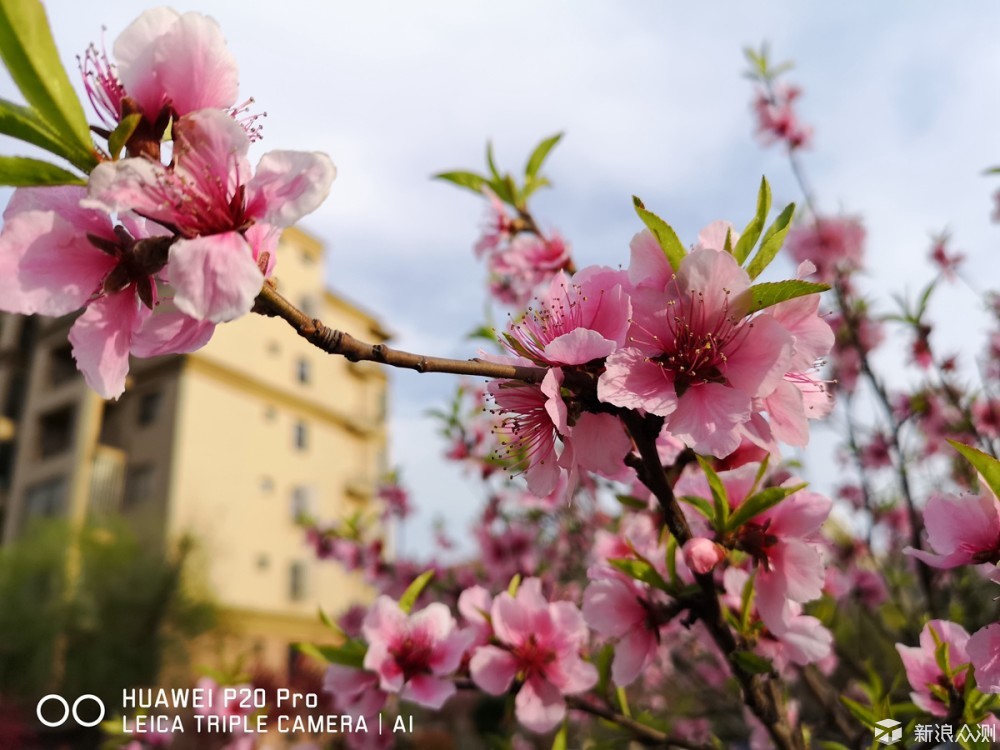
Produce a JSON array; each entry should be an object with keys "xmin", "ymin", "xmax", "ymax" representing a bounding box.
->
[
  {"xmin": 667, "ymin": 382, "xmax": 749, "ymax": 458},
  {"xmin": 627, "ymin": 229, "xmax": 671, "ymax": 290},
  {"xmin": 598, "ymin": 349, "xmax": 678, "ymax": 416},
  {"xmin": 469, "ymin": 645, "xmax": 518, "ymax": 695},
  {"xmin": 169, "ymin": 232, "xmax": 263, "ymax": 322},
  {"xmin": 570, "ymin": 412, "xmax": 632, "ymax": 479},
  {"xmin": 612, "ymin": 628, "xmax": 657, "ymax": 686},
  {"xmin": 247, "ymin": 150, "xmax": 337, "ymax": 228},
  {"xmin": 400, "ymin": 675, "xmax": 455, "ymax": 710},
  {"xmin": 515, "ymin": 676, "xmax": 565, "ymax": 734},
  {"xmin": 130, "ymin": 306, "xmax": 215, "ymax": 358},
  {"xmin": 68, "ymin": 291, "xmax": 150, "ymax": 400}
]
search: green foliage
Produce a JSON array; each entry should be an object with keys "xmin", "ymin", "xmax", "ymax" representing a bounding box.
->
[
  {"xmin": 696, "ymin": 455, "xmax": 730, "ymax": 531},
  {"xmin": 632, "ymin": 196, "xmax": 686, "ymax": 272},
  {"xmin": 399, "ymin": 569, "xmax": 435, "ymax": 613},
  {"xmin": 947, "ymin": 440, "xmax": 1000, "ymax": 499},
  {"xmin": 746, "ymin": 201, "xmax": 796, "ymax": 279},
  {"xmin": 608, "ymin": 557, "xmax": 669, "ymax": 592},
  {"xmin": 740, "ymin": 279, "xmax": 829, "ymax": 315},
  {"xmin": 734, "ymin": 176, "xmax": 772, "ymax": 263},
  {"xmin": 296, "ymin": 639, "xmax": 366, "ymax": 669},
  {"xmin": 506, "ymin": 573, "xmax": 522, "ymax": 597},
  {"xmin": 0, "ymin": 155, "xmax": 85, "ymax": 186},
  {"xmin": 0, "ymin": 0, "xmax": 97, "ymax": 174},
  {"xmin": 726, "ymin": 483, "xmax": 806, "ymax": 533},
  {"xmin": 730, "ymin": 650, "xmax": 773, "ymax": 675},
  {"xmin": 0, "ymin": 518, "xmax": 216, "ymax": 709},
  {"xmin": 107, "ymin": 113, "xmax": 142, "ymax": 160}
]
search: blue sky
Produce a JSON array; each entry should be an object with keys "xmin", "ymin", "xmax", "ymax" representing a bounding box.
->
[{"xmin": 4, "ymin": 1, "xmax": 1000, "ymax": 557}]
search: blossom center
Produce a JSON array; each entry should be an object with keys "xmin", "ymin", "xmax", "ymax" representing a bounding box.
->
[{"xmin": 390, "ymin": 633, "xmax": 434, "ymax": 681}]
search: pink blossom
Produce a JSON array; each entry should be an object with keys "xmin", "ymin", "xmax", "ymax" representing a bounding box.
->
[
  {"xmin": 488, "ymin": 232, "xmax": 572, "ymax": 308},
  {"xmin": 0, "ymin": 187, "xmax": 213, "ymax": 398},
  {"xmin": 501, "ymin": 266, "xmax": 630, "ymax": 367},
  {"xmin": 474, "ymin": 189, "xmax": 513, "ymax": 257},
  {"xmin": 323, "ymin": 664, "xmax": 387, "ymax": 718},
  {"xmin": 86, "ymin": 109, "xmax": 335, "ymax": 323},
  {"xmin": 377, "ymin": 480, "xmax": 412, "ymax": 520},
  {"xmin": 905, "ymin": 488, "xmax": 1000, "ymax": 568},
  {"xmin": 457, "ymin": 586, "xmax": 494, "ymax": 649},
  {"xmin": 361, "ymin": 596, "xmax": 471, "ymax": 710},
  {"xmin": 682, "ymin": 537, "xmax": 724, "ymax": 574},
  {"xmin": 599, "ymin": 236, "xmax": 795, "ymax": 458},
  {"xmin": 469, "ymin": 578, "xmax": 597, "ymax": 733},
  {"xmin": 785, "ymin": 217, "xmax": 865, "ymax": 283},
  {"xmin": 582, "ymin": 574, "xmax": 659, "ymax": 686},
  {"xmin": 752, "ymin": 83, "xmax": 813, "ymax": 150},
  {"xmin": 968, "ymin": 622, "xmax": 1000, "ymax": 694},
  {"xmin": 896, "ymin": 620, "xmax": 971, "ymax": 716},
  {"xmin": 929, "ymin": 235, "xmax": 965, "ymax": 281}
]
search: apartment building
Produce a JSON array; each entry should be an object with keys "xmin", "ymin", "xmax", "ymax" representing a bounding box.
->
[{"xmin": 0, "ymin": 227, "xmax": 389, "ymax": 673}]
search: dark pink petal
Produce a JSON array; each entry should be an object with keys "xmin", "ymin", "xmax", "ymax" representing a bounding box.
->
[
  {"xmin": 515, "ymin": 676, "xmax": 565, "ymax": 734},
  {"xmin": 68, "ymin": 290, "xmax": 150, "ymax": 399},
  {"xmin": 469, "ymin": 645, "xmax": 518, "ymax": 695},
  {"xmin": 169, "ymin": 232, "xmax": 264, "ymax": 322},
  {"xmin": 0, "ymin": 187, "xmax": 117, "ymax": 316},
  {"xmin": 247, "ymin": 150, "xmax": 336, "ymax": 228},
  {"xmin": 400, "ymin": 675, "xmax": 455, "ymax": 710}
]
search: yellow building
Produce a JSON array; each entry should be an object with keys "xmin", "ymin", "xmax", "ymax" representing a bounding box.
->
[{"xmin": 0, "ymin": 227, "xmax": 389, "ymax": 674}]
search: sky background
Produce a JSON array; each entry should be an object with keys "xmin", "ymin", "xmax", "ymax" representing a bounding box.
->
[{"xmin": 4, "ymin": 1, "xmax": 1000, "ymax": 558}]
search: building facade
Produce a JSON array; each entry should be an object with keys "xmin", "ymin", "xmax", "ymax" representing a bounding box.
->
[{"xmin": 0, "ymin": 227, "xmax": 388, "ymax": 674}]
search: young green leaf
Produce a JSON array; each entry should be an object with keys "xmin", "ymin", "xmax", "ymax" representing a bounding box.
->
[
  {"xmin": 551, "ymin": 721, "xmax": 567, "ymax": 750},
  {"xmin": 726, "ymin": 484, "xmax": 806, "ymax": 532},
  {"xmin": 616, "ymin": 494, "xmax": 650, "ymax": 510},
  {"xmin": 608, "ymin": 558, "xmax": 669, "ymax": 592},
  {"xmin": 108, "ymin": 113, "xmax": 142, "ymax": 160},
  {"xmin": 525, "ymin": 132, "xmax": 563, "ymax": 179},
  {"xmin": 734, "ymin": 176, "xmax": 772, "ymax": 264},
  {"xmin": 746, "ymin": 202, "xmax": 795, "ymax": 279},
  {"xmin": 486, "ymin": 140, "xmax": 500, "ymax": 180},
  {"xmin": 678, "ymin": 494, "xmax": 714, "ymax": 521},
  {"xmin": 507, "ymin": 573, "xmax": 522, "ymax": 597},
  {"xmin": 0, "ymin": 0, "xmax": 94, "ymax": 158},
  {"xmin": 398, "ymin": 569, "xmax": 435, "ymax": 614},
  {"xmin": 696, "ymin": 455, "xmax": 730, "ymax": 531},
  {"xmin": 434, "ymin": 170, "xmax": 488, "ymax": 195},
  {"xmin": 731, "ymin": 650, "xmax": 774, "ymax": 675},
  {"xmin": 947, "ymin": 440, "xmax": 1000, "ymax": 499},
  {"xmin": 632, "ymin": 196, "xmax": 686, "ymax": 272},
  {"xmin": 738, "ymin": 279, "xmax": 829, "ymax": 315},
  {"xmin": 0, "ymin": 155, "xmax": 84, "ymax": 186},
  {"xmin": 0, "ymin": 98, "xmax": 95, "ymax": 170},
  {"xmin": 318, "ymin": 606, "xmax": 346, "ymax": 638},
  {"xmin": 295, "ymin": 640, "xmax": 366, "ymax": 669}
]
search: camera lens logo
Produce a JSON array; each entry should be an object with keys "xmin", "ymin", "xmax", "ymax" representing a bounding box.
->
[
  {"xmin": 36, "ymin": 694, "xmax": 106, "ymax": 728},
  {"xmin": 874, "ymin": 718, "xmax": 902, "ymax": 745}
]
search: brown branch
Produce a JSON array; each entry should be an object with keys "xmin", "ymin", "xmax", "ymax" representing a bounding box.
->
[
  {"xmin": 801, "ymin": 666, "xmax": 866, "ymax": 746},
  {"xmin": 621, "ymin": 411, "xmax": 805, "ymax": 750},
  {"xmin": 565, "ymin": 695, "xmax": 712, "ymax": 749},
  {"xmin": 254, "ymin": 284, "xmax": 547, "ymax": 382}
]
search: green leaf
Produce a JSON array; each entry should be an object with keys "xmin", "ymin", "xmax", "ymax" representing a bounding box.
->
[
  {"xmin": 739, "ymin": 279, "xmax": 829, "ymax": 316},
  {"xmin": 0, "ymin": 0, "xmax": 93, "ymax": 158},
  {"xmin": 489, "ymin": 176, "xmax": 515, "ymax": 205},
  {"xmin": 318, "ymin": 607, "xmax": 346, "ymax": 638},
  {"xmin": 608, "ymin": 558, "xmax": 669, "ymax": 591},
  {"xmin": 633, "ymin": 196, "xmax": 686, "ymax": 272},
  {"xmin": 398, "ymin": 569, "xmax": 435, "ymax": 614},
  {"xmin": 616, "ymin": 494, "xmax": 649, "ymax": 510},
  {"xmin": 734, "ymin": 177, "xmax": 772, "ymax": 264},
  {"xmin": 840, "ymin": 696, "xmax": 878, "ymax": 727},
  {"xmin": 616, "ymin": 686, "xmax": 631, "ymax": 718},
  {"xmin": 678, "ymin": 494, "xmax": 714, "ymax": 521},
  {"xmin": 0, "ymin": 97, "xmax": 95, "ymax": 170},
  {"xmin": 727, "ymin": 484, "xmax": 807, "ymax": 532},
  {"xmin": 746, "ymin": 202, "xmax": 795, "ymax": 279},
  {"xmin": 295, "ymin": 640, "xmax": 366, "ymax": 669},
  {"xmin": 551, "ymin": 721, "xmax": 567, "ymax": 750},
  {"xmin": 507, "ymin": 573, "xmax": 521, "ymax": 597},
  {"xmin": 108, "ymin": 112, "xmax": 142, "ymax": 160},
  {"xmin": 434, "ymin": 170, "xmax": 488, "ymax": 195},
  {"xmin": 731, "ymin": 651, "xmax": 773, "ymax": 675},
  {"xmin": 0, "ymin": 155, "xmax": 84, "ymax": 186},
  {"xmin": 521, "ymin": 174, "xmax": 551, "ymax": 201},
  {"xmin": 696, "ymin": 455, "xmax": 730, "ymax": 531},
  {"xmin": 947, "ymin": 440, "xmax": 1000, "ymax": 499},
  {"xmin": 739, "ymin": 571, "xmax": 755, "ymax": 631},
  {"xmin": 486, "ymin": 141, "xmax": 500, "ymax": 179},
  {"xmin": 525, "ymin": 132, "xmax": 563, "ymax": 179}
]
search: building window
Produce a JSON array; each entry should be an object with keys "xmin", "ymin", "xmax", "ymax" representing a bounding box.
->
[
  {"xmin": 256, "ymin": 553, "xmax": 270, "ymax": 571},
  {"xmin": 38, "ymin": 406, "xmax": 74, "ymax": 458},
  {"xmin": 266, "ymin": 340, "xmax": 280, "ymax": 355},
  {"xmin": 260, "ymin": 476, "xmax": 275, "ymax": 493},
  {"xmin": 124, "ymin": 465, "xmax": 155, "ymax": 508},
  {"xmin": 137, "ymin": 391, "xmax": 163, "ymax": 426},
  {"xmin": 290, "ymin": 485, "xmax": 313, "ymax": 520},
  {"xmin": 299, "ymin": 296, "xmax": 318, "ymax": 317},
  {"xmin": 49, "ymin": 344, "xmax": 78, "ymax": 387},
  {"xmin": 296, "ymin": 358, "xmax": 311, "ymax": 385},
  {"xmin": 23, "ymin": 477, "xmax": 66, "ymax": 519},
  {"xmin": 293, "ymin": 421, "xmax": 309, "ymax": 451},
  {"xmin": 264, "ymin": 405, "xmax": 278, "ymax": 421},
  {"xmin": 289, "ymin": 562, "xmax": 308, "ymax": 601}
]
